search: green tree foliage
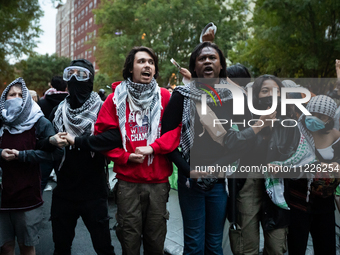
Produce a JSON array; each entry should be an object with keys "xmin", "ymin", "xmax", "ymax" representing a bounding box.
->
[
  {"xmin": 0, "ymin": 0, "xmax": 43, "ymax": 86},
  {"xmin": 94, "ymin": 72, "xmax": 112, "ymax": 93},
  {"xmin": 94, "ymin": 0, "xmax": 248, "ymax": 86},
  {"xmin": 229, "ymin": 0, "xmax": 340, "ymax": 79},
  {"xmin": 0, "ymin": 0, "xmax": 43, "ymax": 67},
  {"xmin": 19, "ymin": 54, "xmax": 71, "ymax": 95},
  {"xmin": 0, "ymin": 60, "xmax": 15, "ymax": 91}
]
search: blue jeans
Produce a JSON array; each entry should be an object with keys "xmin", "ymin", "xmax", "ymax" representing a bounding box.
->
[{"xmin": 178, "ymin": 178, "xmax": 228, "ymax": 255}]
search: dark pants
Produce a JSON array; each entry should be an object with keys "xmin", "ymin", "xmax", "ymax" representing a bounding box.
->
[
  {"xmin": 288, "ymin": 207, "xmax": 336, "ymax": 255},
  {"xmin": 40, "ymin": 161, "xmax": 53, "ymax": 193},
  {"xmin": 51, "ymin": 195, "xmax": 115, "ymax": 255},
  {"xmin": 115, "ymin": 180, "xmax": 170, "ymax": 255}
]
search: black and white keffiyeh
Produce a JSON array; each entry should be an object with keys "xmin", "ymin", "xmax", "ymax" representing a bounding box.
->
[
  {"xmin": 0, "ymin": 77, "xmax": 43, "ymax": 136},
  {"xmin": 53, "ymin": 91, "xmax": 102, "ymax": 136},
  {"xmin": 297, "ymin": 95, "xmax": 337, "ymax": 201},
  {"xmin": 113, "ymin": 78, "xmax": 161, "ymax": 165},
  {"xmin": 298, "ymin": 95, "xmax": 337, "ymax": 150},
  {"xmin": 175, "ymin": 79, "xmax": 235, "ymax": 162}
]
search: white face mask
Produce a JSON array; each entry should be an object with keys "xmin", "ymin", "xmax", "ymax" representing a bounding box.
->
[{"xmin": 2, "ymin": 97, "xmax": 23, "ymax": 123}]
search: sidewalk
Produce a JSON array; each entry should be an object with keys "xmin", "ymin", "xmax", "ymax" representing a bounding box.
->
[{"xmin": 165, "ymin": 189, "xmax": 340, "ymax": 255}]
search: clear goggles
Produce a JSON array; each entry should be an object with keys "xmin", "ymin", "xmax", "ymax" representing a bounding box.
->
[{"xmin": 63, "ymin": 66, "xmax": 92, "ymax": 81}]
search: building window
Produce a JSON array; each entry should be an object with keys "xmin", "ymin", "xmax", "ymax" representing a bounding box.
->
[
  {"xmin": 85, "ymin": 51, "xmax": 87, "ymax": 58},
  {"xmin": 93, "ymin": 61, "xmax": 95, "ymax": 70},
  {"xmin": 85, "ymin": 21, "xmax": 88, "ymax": 30},
  {"xmin": 85, "ymin": 35, "xmax": 87, "ymax": 41},
  {"xmin": 75, "ymin": 30, "xmax": 77, "ymax": 37},
  {"xmin": 93, "ymin": 46, "xmax": 96, "ymax": 51},
  {"xmin": 89, "ymin": 17, "xmax": 93, "ymax": 27},
  {"xmin": 75, "ymin": 3, "xmax": 77, "ymax": 10},
  {"xmin": 94, "ymin": 29, "xmax": 96, "ymax": 37},
  {"xmin": 86, "ymin": 6, "xmax": 88, "ymax": 15},
  {"xmin": 89, "ymin": 32, "xmax": 92, "ymax": 39},
  {"xmin": 89, "ymin": 2, "xmax": 93, "ymax": 9},
  {"xmin": 94, "ymin": 0, "xmax": 97, "ymax": 7},
  {"xmin": 78, "ymin": 13, "xmax": 80, "ymax": 20},
  {"xmin": 81, "ymin": 10, "xmax": 84, "ymax": 17},
  {"xmin": 75, "ymin": 17, "xmax": 77, "ymax": 23}
]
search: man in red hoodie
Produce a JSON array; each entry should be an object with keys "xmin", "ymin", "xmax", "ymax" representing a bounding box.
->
[{"xmin": 95, "ymin": 46, "xmax": 180, "ymax": 255}]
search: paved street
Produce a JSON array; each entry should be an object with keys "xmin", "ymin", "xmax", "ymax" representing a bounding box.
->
[
  {"xmin": 31, "ymin": 182, "xmax": 122, "ymax": 255},
  {"xmin": 27, "ymin": 180, "xmax": 340, "ymax": 255}
]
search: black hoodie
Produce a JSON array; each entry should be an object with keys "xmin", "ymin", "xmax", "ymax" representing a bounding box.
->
[{"xmin": 38, "ymin": 93, "xmax": 68, "ymax": 118}]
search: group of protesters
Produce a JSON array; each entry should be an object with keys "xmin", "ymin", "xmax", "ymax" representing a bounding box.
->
[{"xmin": 1, "ymin": 25, "xmax": 340, "ymax": 255}]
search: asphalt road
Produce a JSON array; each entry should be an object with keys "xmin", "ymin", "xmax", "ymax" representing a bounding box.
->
[
  {"xmin": 15, "ymin": 180, "xmax": 340, "ymax": 255},
  {"xmin": 32, "ymin": 182, "xmax": 122, "ymax": 255}
]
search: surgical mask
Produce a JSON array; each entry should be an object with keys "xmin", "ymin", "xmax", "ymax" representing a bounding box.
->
[
  {"xmin": 2, "ymin": 97, "xmax": 23, "ymax": 123},
  {"xmin": 305, "ymin": 116, "xmax": 326, "ymax": 132}
]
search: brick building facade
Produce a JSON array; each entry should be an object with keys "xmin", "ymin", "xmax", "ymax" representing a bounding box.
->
[{"xmin": 56, "ymin": 0, "xmax": 100, "ymax": 71}]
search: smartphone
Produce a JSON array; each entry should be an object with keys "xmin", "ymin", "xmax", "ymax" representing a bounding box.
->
[{"xmin": 170, "ymin": 58, "xmax": 181, "ymax": 70}]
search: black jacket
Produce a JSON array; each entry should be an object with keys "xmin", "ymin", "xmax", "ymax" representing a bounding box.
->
[
  {"xmin": 231, "ymin": 119, "xmax": 300, "ymax": 231},
  {"xmin": 49, "ymin": 107, "xmax": 122, "ymax": 201},
  {"xmin": 38, "ymin": 93, "xmax": 68, "ymax": 118}
]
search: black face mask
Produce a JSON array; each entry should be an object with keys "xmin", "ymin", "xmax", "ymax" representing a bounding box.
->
[
  {"xmin": 67, "ymin": 77, "xmax": 93, "ymax": 109},
  {"xmin": 257, "ymin": 96, "xmax": 281, "ymax": 115}
]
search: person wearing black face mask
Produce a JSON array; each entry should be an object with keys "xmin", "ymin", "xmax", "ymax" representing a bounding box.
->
[
  {"xmin": 65, "ymin": 61, "xmax": 94, "ymax": 109},
  {"xmin": 229, "ymin": 75, "xmax": 300, "ymax": 255},
  {"xmin": 48, "ymin": 59, "xmax": 118, "ymax": 255}
]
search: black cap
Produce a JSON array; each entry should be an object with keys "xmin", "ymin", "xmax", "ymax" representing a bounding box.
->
[{"xmin": 70, "ymin": 59, "xmax": 95, "ymax": 82}]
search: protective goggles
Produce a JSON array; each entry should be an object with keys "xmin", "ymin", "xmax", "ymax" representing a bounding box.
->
[{"xmin": 63, "ymin": 66, "xmax": 92, "ymax": 81}]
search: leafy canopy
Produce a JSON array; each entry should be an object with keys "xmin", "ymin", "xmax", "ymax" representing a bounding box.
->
[
  {"xmin": 19, "ymin": 53, "xmax": 71, "ymax": 95},
  {"xmin": 229, "ymin": 0, "xmax": 340, "ymax": 78},
  {"xmin": 94, "ymin": 0, "xmax": 248, "ymax": 86}
]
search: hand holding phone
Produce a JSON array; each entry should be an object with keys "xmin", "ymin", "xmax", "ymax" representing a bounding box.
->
[{"xmin": 170, "ymin": 58, "xmax": 181, "ymax": 71}]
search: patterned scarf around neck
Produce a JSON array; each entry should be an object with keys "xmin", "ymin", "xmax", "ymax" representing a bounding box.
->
[
  {"xmin": 297, "ymin": 95, "xmax": 338, "ymax": 202},
  {"xmin": 53, "ymin": 91, "xmax": 102, "ymax": 137},
  {"xmin": 113, "ymin": 78, "xmax": 161, "ymax": 165},
  {"xmin": 175, "ymin": 79, "xmax": 234, "ymax": 162},
  {"xmin": 0, "ymin": 77, "xmax": 43, "ymax": 136}
]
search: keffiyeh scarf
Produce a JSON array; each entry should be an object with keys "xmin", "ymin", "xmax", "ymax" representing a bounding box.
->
[
  {"xmin": 175, "ymin": 79, "xmax": 234, "ymax": 162},
  {"xmin": 266, "ymin": 134, "xmax": 316, "ymax": 209},
  {"xmin": 297, "ymin": 95, "xmax": 338, "ymax": 201},
  {"xmin": 53, "ymin": 91, "xmax": 102, "ymax": 136},
  {"xmin": 0, "ymin": 77, "xmax": 43, "ymax": 136},
  {"xmin": 113, "ymin": 78, "xmax": 161, "ymax": 165}
]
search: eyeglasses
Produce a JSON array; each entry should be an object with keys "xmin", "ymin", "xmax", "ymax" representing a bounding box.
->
[{"xmin": 63, "ymin": 66, "xmax": 92, "ymax": 81}]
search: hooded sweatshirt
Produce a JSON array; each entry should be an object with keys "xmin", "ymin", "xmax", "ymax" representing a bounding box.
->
[
  {"xmin": 95, "ymin": 81, "xmax": 181, "ymax": 183},
  {"xmin": 38, "ymin": 92, "xmax": 68, "ymax": 118}
]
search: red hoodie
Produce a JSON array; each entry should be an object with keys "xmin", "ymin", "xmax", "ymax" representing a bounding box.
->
[{"xmin": 95, "ymin": 81, "xmax": 180, "ymax": 183}]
